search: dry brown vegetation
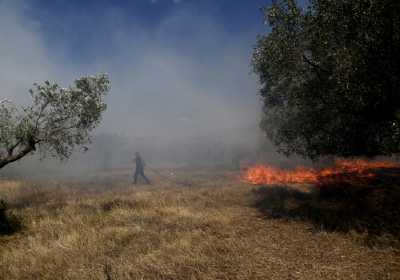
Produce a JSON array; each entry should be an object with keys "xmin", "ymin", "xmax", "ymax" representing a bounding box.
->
[{"xmin": 0, "ymin": 169, "xmax": 400, "ymax": 279}]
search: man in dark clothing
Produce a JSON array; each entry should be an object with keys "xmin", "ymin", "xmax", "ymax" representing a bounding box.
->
[{"xmin": 133, "ymin": 152, "xmax": 150, "ymax": 184}]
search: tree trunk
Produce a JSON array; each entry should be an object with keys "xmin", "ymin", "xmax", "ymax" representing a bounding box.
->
[{"xmin": 0, "ymin": 145, "xmax": 34, "ymax": 170}]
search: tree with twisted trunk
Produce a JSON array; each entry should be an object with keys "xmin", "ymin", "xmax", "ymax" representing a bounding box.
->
[{"xmin": 0, "ymin": 74, "xmax": 110, "ymax": 169}]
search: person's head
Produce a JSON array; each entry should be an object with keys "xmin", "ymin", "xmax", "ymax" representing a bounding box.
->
[{"xmin": 134, "ymin": 152, "xmax": 140, "ymax": 158}]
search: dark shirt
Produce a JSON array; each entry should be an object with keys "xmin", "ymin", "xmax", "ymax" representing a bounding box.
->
[{"xmin": 135, "ymin": 156, "xmax": 144, "ymax": 171}]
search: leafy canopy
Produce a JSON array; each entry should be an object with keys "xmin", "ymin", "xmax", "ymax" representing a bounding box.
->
[
  {"xmin": 253, "ymin": 0, "xmax": 400, "ymax": 159},
  {"xmin": 0, "ymin": 74, "xmax": 110, "ymax": 169}
]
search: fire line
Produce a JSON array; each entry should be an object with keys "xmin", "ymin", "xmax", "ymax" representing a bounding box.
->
[{"xmin": 243, "ymin": 159, "xmax": 400, "ymax": 185}]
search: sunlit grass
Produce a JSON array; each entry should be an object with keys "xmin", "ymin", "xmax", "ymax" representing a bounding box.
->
[{"xmin": 0, "ymin": 171, "xmax": 399, "ymax": 279}]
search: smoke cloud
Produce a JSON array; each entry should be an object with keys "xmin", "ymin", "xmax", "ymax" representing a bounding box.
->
[{"xmin": 1, "ymin": 0, "xmax": 295, "ymax": 176}]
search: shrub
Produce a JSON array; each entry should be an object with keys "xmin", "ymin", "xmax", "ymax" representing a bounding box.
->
[{"xmin": 0, "ymin": 199, "xmax": 22, "ymax": 235}]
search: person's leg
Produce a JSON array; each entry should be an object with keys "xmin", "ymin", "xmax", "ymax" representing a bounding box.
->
[
  {"xmin": 134, "ymin": 171, "xmax": 139, "ymax": 184},
  {"xmin": 140, "ymin": 170, "xmax": 151, "ymax": 184}
]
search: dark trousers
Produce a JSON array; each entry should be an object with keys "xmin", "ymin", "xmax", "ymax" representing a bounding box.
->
[{"xmin": 134, "ymin": 169, "xmax": 150, "ymax": 184}]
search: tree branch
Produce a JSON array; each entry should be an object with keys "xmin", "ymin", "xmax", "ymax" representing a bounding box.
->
[
  {"xmin": 34, "ymin": 101, "xmax": 50, "ymax": 132},
  {"xmin": 302, "ymin": 54, "xmax": 330, "ymax": 74},
  {"xmin": 0, "ymin": 142, "xmax": 35, "ymax": 169},
  {"xmin": 7, "ymin": 139, "xmax": 22, "ymax": 156}
]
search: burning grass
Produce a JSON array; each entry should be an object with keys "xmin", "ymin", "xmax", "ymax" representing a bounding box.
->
[
  {"xmin": 243, "ymin": 159, "xmax": 400, "ymax": 186},
  {"xmin": 245, "ymin": 159, "xmax": 400, "ymax": 242},
  {"xmin": 0, "ymin": 169, "xmax": 399, "ymax": 279}
]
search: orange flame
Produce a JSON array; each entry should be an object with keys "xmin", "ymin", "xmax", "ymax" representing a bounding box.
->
[{"xmin": 243, "ymin": 159, "xmax": 400, "ymax": 185}]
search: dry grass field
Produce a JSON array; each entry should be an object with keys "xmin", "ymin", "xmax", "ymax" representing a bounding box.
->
[{"xmin": 0, "ymin": 169, "xmax": 400, "ymax": 279}]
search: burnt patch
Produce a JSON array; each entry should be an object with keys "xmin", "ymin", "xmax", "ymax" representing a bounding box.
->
[{"xmin": 253, "ymin": 170, "xmax": 400, "ymax": 246}]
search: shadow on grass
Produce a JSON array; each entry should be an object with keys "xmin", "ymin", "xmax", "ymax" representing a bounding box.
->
[
  {"xmin": 0, "ymin": 200, "xmax": 22, "ymax": 235},
  {"xmin": 253, "ymin": 168, "xmax": 400, "ymax": 244}
]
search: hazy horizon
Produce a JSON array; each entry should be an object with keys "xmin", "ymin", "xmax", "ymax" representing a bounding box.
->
[{"xmin": 0, "ymin": 0, "xmax": 305, "ymax": 175}]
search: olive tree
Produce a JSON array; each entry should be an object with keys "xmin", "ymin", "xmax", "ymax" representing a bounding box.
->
[
  {"xmin": 253, "ymin": 0, "xmax": 400, "ymax": 159},
  {"xmin": 0, "ymin": 74, "xmax": 110, "ymax": 169}
]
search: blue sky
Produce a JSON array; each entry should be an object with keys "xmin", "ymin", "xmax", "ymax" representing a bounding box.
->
[
  {"xmin": 0, "ymin": 0, "xmax": 308, "ymax": 146},
  {"xmin": 23, "ymin": 0, "xmax": 269, "ymax": 67}
]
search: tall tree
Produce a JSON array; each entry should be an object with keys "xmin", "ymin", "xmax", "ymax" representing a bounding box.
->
[
  {"xmin": 0, "ymin": 74, "xmax": 110, "ymax": 169},
  {"xmin": 252, "ymin": 0, "xmax": 400, "ymax": 159}
]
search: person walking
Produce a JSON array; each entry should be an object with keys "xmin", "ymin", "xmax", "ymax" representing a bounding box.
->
[{"xmin": 133, "ymin": 152, "xmax": 151, "ymax": 184}]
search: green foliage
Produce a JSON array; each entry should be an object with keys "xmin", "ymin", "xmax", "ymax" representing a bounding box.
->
[
  {"xmin": 253, "ymin": 0, "xmax": 400, "ymax": 158},
  {"xmin": 0, "ymin": 74, "xmax": 110, "ymax": 169}
]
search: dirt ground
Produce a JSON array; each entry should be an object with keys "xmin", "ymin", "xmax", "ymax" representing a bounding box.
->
[{"xmin": 0, "ymin": 169, "xmax": 399, "ymax": 279}]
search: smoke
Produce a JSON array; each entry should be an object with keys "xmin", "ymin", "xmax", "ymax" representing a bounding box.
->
[
  {"xmin": 0, "ymin": 1, "xmax": 52, "ymax": 102},
  {"xmin": 91, "ymin": 4, "xmax": 262, "ymax": 142},
  {"xmin": 0, "ymin": 0, "xmax": 295, "ymax": 176}
]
